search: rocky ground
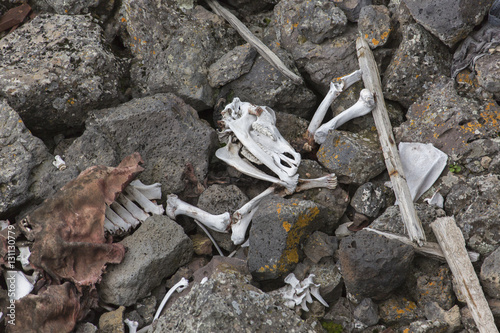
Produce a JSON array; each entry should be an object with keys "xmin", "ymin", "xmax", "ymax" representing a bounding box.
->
[{"xmin": 1, "ymin": 0, "xmax": 500, "ymax": 332}]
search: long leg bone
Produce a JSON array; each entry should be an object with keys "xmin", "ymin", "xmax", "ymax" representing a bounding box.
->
[
  {"xmin": 231, "ymin": 186, "xmax": 276, "ymax": 245},
  {"xmin": 306, "ymin": 70, "xmax": 363, "ymax": 137},
  {"xmin": 296, "ymin": 173, "xmax": 338, "ymax": 192},
  {"xmin": 166, "ymin": 194, "xmax": 231, "ymax": 233},
  {"xmin": 314, "ymin": 88, "xmax": 375, "ymax": 144}
]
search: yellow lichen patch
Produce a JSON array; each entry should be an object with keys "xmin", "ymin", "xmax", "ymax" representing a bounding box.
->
[
  {"xmin": 121, "ymin": 17, "xmax": 126, "ymax": 23},
  {"xmin": 371, "ymin": 38, "xmax": 379, "ymax": 46},
  {"xmin": 283, "ymin": 221, "xmax": 291, "ymax": 232}
]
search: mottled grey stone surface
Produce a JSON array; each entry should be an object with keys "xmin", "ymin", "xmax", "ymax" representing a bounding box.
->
[
  {"xmin": 99, "ymin": 215, "xmax": 193, "ymax": 306},
  {"xmin": 208, "ymin": 44, "xmax": 257, "ymax": 88},
  {"xmin": 350, "ymin": 182, "xmax": 391, "ymax": 218},
  {"xmin": 475, "ymin": 53, "xmax": 500, "ymax": 100},
  {"xmin": 358, "ymin": 5, "xmax": 392, "ymax": 49},
  {"xmin": 481, "ymin": 246, "xmax": 500, "ymax": 298}
]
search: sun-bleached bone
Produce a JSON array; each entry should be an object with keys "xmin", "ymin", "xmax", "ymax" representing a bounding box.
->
[
  {"xmin": 4, "ymin": 271, "xmax": 35, "ymax": 300},
  {"xmin": 231, "ymin": 186, "xmax": 276, "ymax": 245},
  {"xmin": 307, "ymin": 70, "xmax": 363, "ymax": 137},
  {"xmin": 17, "ymin": 245, "xmax": 31, "ymax": 271},
  {"xmin": 124, "ymin": 186, "xmax": 164, "ymax": 215},
  {"xmin": 153, "ymin": 277, "xmax": 189, "ymax": 321},
  {"xmin": 115, "ymin": 194, "xmax": 150, "ymax": 222},
  {"xmin": 166, "ymin": 194, "xmax": 231, "ymax": 233},
  {"xmin": 216, "ymin": 140, "xmax": 297, "ymax": 191},
  {"xmin": 52, "ymin": 155, "xmax": 67, "ymax": 171},
  {"xmin": 218, "ymin": 98, "xmax": 301, "ymax": 190},
  {"xmin": 128, "ymin": 179, "xmax": 162, "ymax": 200},
  {"xmin": 296, "ymin": 173, "xmax": 338, "ymax": 192},
  {"xmin": 314, "ymin": 88, "xmax": 375, "ymax": 144},
  {"xmin": 124, "ymin": 319, "xmax": 138, "ymax": 333},
  {"xmin": 280, "ymin": 273, "xmax": 329, "ymax": 312}
]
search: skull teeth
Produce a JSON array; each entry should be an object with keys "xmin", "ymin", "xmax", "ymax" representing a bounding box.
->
[{"xmin": 252, "ymin": 122, "xmax": 275, "ymax": 140}]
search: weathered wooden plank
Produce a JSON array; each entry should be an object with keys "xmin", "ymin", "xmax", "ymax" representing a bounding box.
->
[
  {"xmin": 356, "ymin": 36, "xmax": 426, "ymax": 245},
  {"xmin": 206, "ymin": 0, "xmax": 304, "ymax": 85},
  {"xmin": 431, "ymin": 217, "xmax": 498, "ymax": 333}
]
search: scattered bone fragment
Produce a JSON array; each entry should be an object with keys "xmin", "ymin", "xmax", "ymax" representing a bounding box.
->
[
  {"xmin": 153, "ymin": 277, "xmax": 189, "ymax": 321},
  {"xmin": 280, "ymin": 273, "xmax": 329, "ymax": 312},
  {"xmin": 124, "ymin": 318, "xmax": 138, "ymax": 333},
  {"xmin": 52, "ymin": 155, "xmax": 67, "ymax": 170},
  {"xmin": 296, "ymin": 173, "xmax": 338, "ymax": 192}
]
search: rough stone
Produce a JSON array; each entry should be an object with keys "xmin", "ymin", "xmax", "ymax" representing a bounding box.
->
[
  {"xmin": 0, "ymin": 100, "xmax": 52, "ymax": 218},
  {"xmin": 224, "ymin": 45, "xmax": 317, "ymax": 119},
  {"xmin": 444, "ymin": 174, "xmax": 500, "ymax": 255},
  {"xmin": 0, "ymin": 14, "xmax": 128, "ymax": 137},
  {"xmin": 460, "ymin": 306, "xmax": 479, "ymax": 333},
  {"xmin": 208, "ymin": 44, "xmax": 257, "ymax": 88},
  {"xmin": 336, "ymin": 0, "xmax": 373, "ymax": 22},
  {"xmin": 402, "ymin": 0, "xmax": 493, "ymax": 47},
  {"xmin": 339, "ymin": 230, "xmax": 415, "ymax": 301},
  {"xmin": 370, "ymin": 203, "xmax": 446, "ymax": 243},
  {"xmin": 480, "ymin": 245, "xmax": 500, "ymax": 298},
  {"xmin": 190, "ymin": 233, "xmax": 213, "ymax": 256},
  {"xmin": 322, "ymin": 297, "xmax": 356, "ymax": 332},
  {"xmin": 123, "ymin": 4, "xmax": 239, "ymax": 110},
  {"xmin": 135, "ymin": 295, "xmax": 156, "ymax": 326},
  {"xmin": 222, "ymin": 0, "xmax": 278, "ymax": 16},
  {"xmin": 358, "ymin": 5, "xmax": 393, "ymax": 49},
  {"xmin": 395, "ymin": 79, "xmax": 500, "ymax": 165},
  {"xmin": 275, "ymin": 0, "xmax": 359, "ymax": 92},
  {"xmin": 151, "ymin": 257, "xmax": 319, "ymax": 332},
  {"xmin": 403, "ymin": 319, "xmax": 449, "ymax": 333},
  {"xmin": 99, "ymin": 306, "xmax": 125, "ymax": 333},
  {"xmin": 31, "ymin": 0, "xmax": 110, "ymax": 15},
  {"xmin": 354, "ymin": 298, "xmax": 379, "ymax": 327},
  {"xmin": 309, "ymin": 258, "xmax": 343, "ymax": 304},
  {"xmin": 383, "ymin": 24, "xmax": 451, "ymax": 108},
  {"xmin": 275, "ymin": 111, "xmax": 309, "ymax": 146},
  {"xmin": 303, "ymin": 231, "xmax": 337, "ymax": 264},
  {"xmin": 475, "ymin": 53, "xmax": 500, "ymax": 100},
  {"xmin": 64, "ymin": 93, "xmax": 218, "ymax": 196},
  {"xmin": 423, "ymin": 302, "xmax": 462, "ymax": 333},
  {"xmin": 99, "ymin": 215, "xmax": 193, "ymax": 306},
  {"xmin": 350, "ymin": 182, "xmax": 392, "ymax": 218},
  {"xmin": 317, "ymin": 129, "xmax": 386, "ymax": 185},
  {"xmin": 248, "ymin": 195, "xmax": 331, "ymax": 281},
  {"xmin": 74, "ymin": 322, "xmax": 98, "ymax": 333},
  {"xmin": 379, "ymin": 296, "xmax": 423, "ymax": 324}
]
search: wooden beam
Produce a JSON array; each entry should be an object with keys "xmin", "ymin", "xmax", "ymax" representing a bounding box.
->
[
  {"xmin": 356, "ymin": 36, "xmax": 426, "ymax": 245},
  {"xmin": 431, "ymin": 217, "xmax": 498, "ymax": 333},
  {"xmin": 205, "ymin": 0, "xmax": 304, "ymax": 85}
]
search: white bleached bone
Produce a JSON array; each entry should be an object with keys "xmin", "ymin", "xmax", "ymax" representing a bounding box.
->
[
  {"xmin": 231, "ymin": 186, "xmax": 275, "ymax": 245},
  {"xmin": 52, "ymin": 155, "xmax": 67, "ymax": 171},
  {"xmin": 424, "ymin": 191, "xmax": 444, "ymax": 208},
  {"xmin": 124, "ymin": 186, "xmax": 164, "ymax": 215},
  {"xmin": 218, "ymin": 98, "xmax": 301, "ymax": 191},
  {"xmin": 124, "ymin": 318, "xmax": 138, "ymax": 333},
  {"xmin": 314, "ymin": 88, "xmax": 375, "ymax": 144},
  {"xmin": 296, "ymin": 173, "xmax": 338, "ymax": 192},
  {"xmin": 166, "ymin": 194, "xmax": 231, "ymax": 233},
  {"xmin": 307, "ymin": 70, "xmax": 363, "ymax": 136},
  {"xmin": 280, "ymin": 273, "xmax": 329, "ymax": 312},
  {"xmin": 110, "ymin": 201, "xmax": 140, "ymax": 228},
  {"xmin": 17, "ymin": 245, "xmax": 31, "ymax": 270},
  {"xmin": 116, "ymin": 194, "xmax": 150, "ymax": 222},
  {"xmin": 128, "ymin": 179, "xmax": 162, "ymax": 200},
  {"xmin": 153, "ymin": 277, "xmax": 189, "ymax": 321},
  {"xmin": 216, "ymin": 140, "xmax": 297, "ymax": 191},
  {"xmin": 4, "ymin": 271, "xmax": 35, "ymax": 300}
]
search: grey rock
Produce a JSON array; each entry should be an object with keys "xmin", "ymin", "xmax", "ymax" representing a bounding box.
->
[
  {"xmin": 98, "ymin": 215, "xmax": 193, "ymax": 306},
  {"xmin": 358, "ymin": 5, "xmax": 393, "ymax": 49},
  {"xmin": 0, "ymin": 14, "xmax": 128, "ymax": 137},
  {"xmin": 275, "ymin": 0, "xmax": 358, "ymax": 92},
  {"xmin": 423, "ymin": 302, "xmax": 462, "ymax": 333},
  {"xmin": 336, "ymin": 0, "xmax": 373, "ymax": 22},
  {"xmin": 370, "ymin": 203, "xmax": 446, "ymax": 243},
  {"xmin": 74, "ymin": 322, "xmax": 98, "ymax": 333},
  {"xmin": 354, "ymin": 298, "xmax": 379, "ymax": 327},
  {"xmin": 222, "ymin": 0, "xmax": 278, "ymax": 16},
  {"xmin": 125, "ymin": 4, "xmax": 239, "ymax": 110},
  {"xmin": 378, "ymin": 296, "xmax": 423, "ymax": 324},
  {"xmin": 395, "ymin": 79, "xmax": 500, "ymax": 164},
  {"xmin": 208, "ymin": 44, "xmax": 257, "ymax": 88},
  {"xmin": 444, "ymin": 174, "xmax": 500, "ymax": 255},
  {"xmin": 383, "ymin": 24, "xmax": 451, "ymax": 108},
  {"xmin": 248, "ymin": 195, "xmax": 330, "ymax": 281},
  {"xmin": 224, "ymin": 45, "xmax": 317, "ymax": 119},
  {"xmin": 480, "ymin": 245, "xmax": 500, "ymax": 298},
  {"xmin": 309, "ymin": 258, "xmax": 343, "ymax": 304},
  {"xmin": 323, "ymin": 297, "xmax": 356, "ymax": 332},
  {"xmin": 31, "ymin": 0, "xmax": 110, "ymax": 15},
  {"xmin": 64, "ymin": 93, "xmax": 218, "ymax": 196},
  {"xmin": 402, "ymin": 0, "xmax": 493, "ymax": 47},
  {"xmin": 151, "ymin": 257, "xmax": 319, "ymax": 333},
  {"xmin": 339, "ymin": 230, "xmax": 414, "ymax": 300},
  {"xmin": 303, "ymin": 231, "xmax": 337, "ymax": 264},
  {"xmin": 475, "ymin": 53, "xmax": 500, "ymax": 100},
  {"xmin": 135, "ymin": 295, "xmax": 156, "ymax": 326},
  {"xmin": 275, "ymin": 111, "xmax": 309, "ymax": 145},
  {"xmin": 317, "ymin": 129, "xmax": 386, "ymax": 185},
  {"xmin": 350, "ymin": 182, "xmax": 391, "ymax": 218},
  {"xmin": 0, "ymin": 100, "xmax": 51, "ymax": 217},
  {"xmin": 404, "ymin": 319, "xmax": 449, "ymax": 333},
  {"xmin": 460, "ymin": 306, "xmax": 479, "ymax": 333},
  {"xmin": 197, "ymin": 184, "xmax": 249, "ymax": 251}
]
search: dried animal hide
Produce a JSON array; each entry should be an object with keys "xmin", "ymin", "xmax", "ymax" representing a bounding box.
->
[
  {"xmin": 7, "ymin": 282, "xmax": 81, "ymax": 333},
  {"xmin": 17, "ymin": 153, "xmax": 144, "ymax": 286}
]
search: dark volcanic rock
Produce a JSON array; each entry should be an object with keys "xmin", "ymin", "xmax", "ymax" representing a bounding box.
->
[
  {"xmin": 358, "ymin": 5, "xmax": 393, "ymax": 49},
  {"xmin": 208, "ymin": 44, "xmax": 257, "ymax": 88},
  {"xmin": 383, "ymin": 24, "xmax": 451, "ymax": 108},
  {"xmin": 248, "ymin": 195, "xmax": 330, "ymax": 281},
  {"xmin": 303, "ymin": 231, "xmax": 337, "ymax": 264},
  {"xmin": 350, "ymin": 182, "xmax": 392, "ymax": 218},
  {"xmin": 402, "ymin": 0, "xmax": 493, "ymax": 47},
  {"xmin": 99, "ymin": 215, "xmax": 193, "ymax": 306},
  {"xmin": 480, "ymin": 246, "xmax": 500, "ymax": 299},
  {"xmin": 339, "ymin": 230, "xmax": 415, "ymax": 300},
  {"xmin": 0, "ymin": 14, "xmax": 128, "ymax": 138},
  {"xmin": 475, "ymin": 53, "xmax": 500, "ymax": 100},
  {"xmin": 64, "ymin": 93, "xmax": 218, "ymax": 196}
]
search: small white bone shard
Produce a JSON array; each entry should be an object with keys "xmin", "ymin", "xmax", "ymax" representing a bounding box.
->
[
  {"xmin": 124, "ymin": 186, "xmax": 164, "ymax": 215},
  {"xmin": 166, "ymin": 194, "xmax": 231, "ymax": 233},
  {"xmin": 296, "ymin": 173, "xmax": 338, "ymax": 192},
  {"xmin": 231, "ymin": 186, "xmax": 275, "ymax": 245},
  {"xmin": 52, "ymin": 155, "xmax": 67, "ymax": 170},
  {"xmin": 4, "ymin": 271, "xmax": 35, "ymax": 300},
  {"xmin": 280, "ymin": 273, "xmax": 329, "ymax": 312},
  {"xmin": 424, "ymin": 191, "xmax": 444, "ymax": 208},
  {"xmin": 153, "ymin": 277, "xmax": 189, "ymax": 321},
  {"xmin": 17, "ymin": 245, "xmax": 31, "ymax": 270},
  {"xmin": 314, "ymin": 88, "xmax": 375, "ymax": 144},
  {"xmin": 218, "ymin": 98, "xmax": 301, "ymax": 191},
  {"xmin": 307, "ymin": 70, "xmax": 363, "ymax": 136},
  {"xmin": 128, "ymin": 180, "xmax": 162, "ymax": 200},
  {"xmin": 124, "ymin": 318, "xmax": 138, "ymax": 333}
]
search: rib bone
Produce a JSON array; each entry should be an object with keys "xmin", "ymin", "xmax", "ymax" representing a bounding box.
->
[
  {"xmin": 314, "ymin": 88, "xmax": 375, "ymax": 144},
  {"xmin": 166, "ymin": 194, "xmax": 231, "ymax": 233}
]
